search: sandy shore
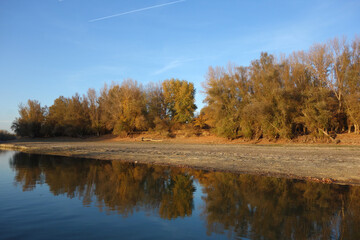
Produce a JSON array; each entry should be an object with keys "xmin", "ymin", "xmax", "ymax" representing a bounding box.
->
[{"xmin": 1, "ymin": 139, "xmax": 360, "ymax": 185}]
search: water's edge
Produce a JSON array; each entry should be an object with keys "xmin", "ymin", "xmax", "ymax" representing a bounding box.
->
[{"xmin": 1, "ymin": 143, "xmax": 359, "ymax": 186}]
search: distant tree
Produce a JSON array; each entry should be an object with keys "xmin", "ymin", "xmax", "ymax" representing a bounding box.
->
[
  {"xmin": 46, "ymin": 96, "xmax": 69, "ymax": 136},
  {"xmin": 65, "ymin": 93, "xmax": 91, "ymax": 136},
  {"xmin": 11, "ymin": 100, "xmax": 47, "ymax": 137},
  {"xmin": 46, "ymin": 94, "xmax": 91, "ymax": 137},
  {"xmin": 0, "ymin": 130, "xmax": 16, "ymax": 141},
  {"xmin": 300, "ymin": 88, "xmax": 338, "ymax": 137},
  {"xmin": 145, "ymin": 82, "xmax": 167, "ymax": 131},
  {"xmin": 193, "ymin": 111, "xmax": 210, "ymax": 130},
  {"xmin": 203, "ymin": 65, "xmax": 248, "ymax": 138},
  {"xmin": 342, "ymin": 38, "xmax": 360, "ymax": 133},
  {"xmin": 162, "ymin": 79, "xmax": 197, "ymax": 124},
  {"xmin": 247, "ymin": 53, "xmax": 291, "ymax": 139},
  {"xmin": 99, "ymin": 80, "xmax": 148, "ymax": 135},
  {"xmin": 301, "ymin": 41, "xmax": 344, "ymax": 136},
  {"xmin": 203, "ymin": 37, "xmax": 360, "ymax": 139},
  {"xmin": 86, "ymin": 88, "xmax": 103, "ymax": 136}
]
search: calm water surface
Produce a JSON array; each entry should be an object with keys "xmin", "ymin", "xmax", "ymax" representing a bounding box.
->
[{"xmin": 0, "ymin": 150, "xmax": 359, "ymax": 240}]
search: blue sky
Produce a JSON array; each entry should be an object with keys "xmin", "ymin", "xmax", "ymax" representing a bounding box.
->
[{"xmin": 0, "ymin": 0, "xmax": 359, "ymax": 131}]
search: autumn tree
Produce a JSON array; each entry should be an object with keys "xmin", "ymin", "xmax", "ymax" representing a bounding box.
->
[
  {"xmin": 162, "ymin": 79, "xmax": 197, "ymax": 124},
  {"xmin": 203, "ymin": 36, "xmax": 360, "ymax": 139},
  {"xmin": 46, "ymin": 94, "xmax": 91, "ymax": 137},
  {"xmin": 245, "ymin": 52, "xmax": 298, "ymax": 139},
  {"xmin": 11, "ymin": 100, "xmax": 47, "ymax": 137},
  {"xmin": 46, "ymin": 96, "xmax": 68, "ymax": 136},
  {"xmin": 341, "ymin": 38, "xmax": 360, "ymax": 133},
  {"xmin": 99, "ymin": 80, "xmax": 148, "ymax": 135},
  {"xmin": 65, "ymin": 93, "xmax": 91, "ymax": 136},
  {"xmin": 145, "ymin": 82, "xmax": 168, "ymax": 132},
  {"xmin": 87, "ymin": 88, "xmax": 104, "ymax": 136},
  {"xmin": 203, "ymin": 65, "xmax": 249, "ymax": 138},
  {"xmin": 300, "ymin": 42, "xmax": 343, "ymax": 137}
]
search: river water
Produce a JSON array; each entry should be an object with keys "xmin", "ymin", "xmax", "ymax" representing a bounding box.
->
[{"xmin": 0, "ymin": 150, "xmax": 359, "ymax": 239}]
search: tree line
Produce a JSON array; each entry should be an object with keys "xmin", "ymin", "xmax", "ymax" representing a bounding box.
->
[
  {"xmin": 12, "ymin": 36, "xmax": 360, "ymax": 139},
  {"xmin": 12, "ymin": 79, "xmax": 196, "ymax": 137},
  {"xmin": 0, "ymin": 130, "xmax": 16, "ymax": 141},
  {"xmin": 202, "ymin": 37, "xmax": 360, "ymax": 139}
]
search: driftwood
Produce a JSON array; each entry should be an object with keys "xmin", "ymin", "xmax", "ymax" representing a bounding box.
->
[
  {"xmin": 318, "ymin": 129, "xmax": 340, "ymax": 144},
  {"xmin": 141, "ymin": 137, "xmax": 163, "ymax": 142}
]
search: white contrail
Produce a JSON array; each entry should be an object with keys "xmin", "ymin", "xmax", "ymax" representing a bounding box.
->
[{"xmin": 89, "ymin": 0, "xmax": 186, "ymax": 22}]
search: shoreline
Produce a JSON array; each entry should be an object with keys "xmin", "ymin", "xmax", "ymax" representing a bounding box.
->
[{"xmin": 1, "ymin": 139, "xmax": 360, "ymax": 186}]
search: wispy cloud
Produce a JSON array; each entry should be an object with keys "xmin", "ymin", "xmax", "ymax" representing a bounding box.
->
[
  {"xmin": 153, "ymin": 58, "xmax": 196, "ymax": 75},
  {"xmin": 89, "ymin": 0, "xmax": 186, "ymax": 22}
]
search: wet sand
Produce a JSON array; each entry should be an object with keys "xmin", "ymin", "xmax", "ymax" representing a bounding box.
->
[{"xmin": 1, "ymin": 140, "xmax": 360, "ymax": 185}]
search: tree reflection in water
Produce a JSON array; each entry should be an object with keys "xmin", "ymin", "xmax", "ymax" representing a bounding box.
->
[
  {"xmin": 9, "ymin": 152, "xmax": 195, "ymax": 218},
  {"xmin": 196, "ymin": 171, "xmax": 360, "ymax": 239},
  {"xmin": 10, "ymin": 152, "xmax": 360, "ymax": 239}
]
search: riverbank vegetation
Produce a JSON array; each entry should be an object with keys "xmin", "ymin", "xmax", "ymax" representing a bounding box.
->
[
  {"xmin": 12, "ymin": 79, "xmax": 197, "ymax": 138},
  {"xmin": 0, "ymin": 130, "xmax": 16, "ymax": 141},
  {"xmin": 12, "ymin": 37, "xmax": 360, "ymax": 140}
]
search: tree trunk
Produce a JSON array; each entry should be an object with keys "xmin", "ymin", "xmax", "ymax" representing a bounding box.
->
[{"xmin": 318, "ymin": 128, "xmax": 337, "ymax": 143}]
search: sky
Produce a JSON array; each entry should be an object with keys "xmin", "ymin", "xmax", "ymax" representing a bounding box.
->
[{"xmin": 0, "ymin": 0, "xmax": 359, "ymax": 132}]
